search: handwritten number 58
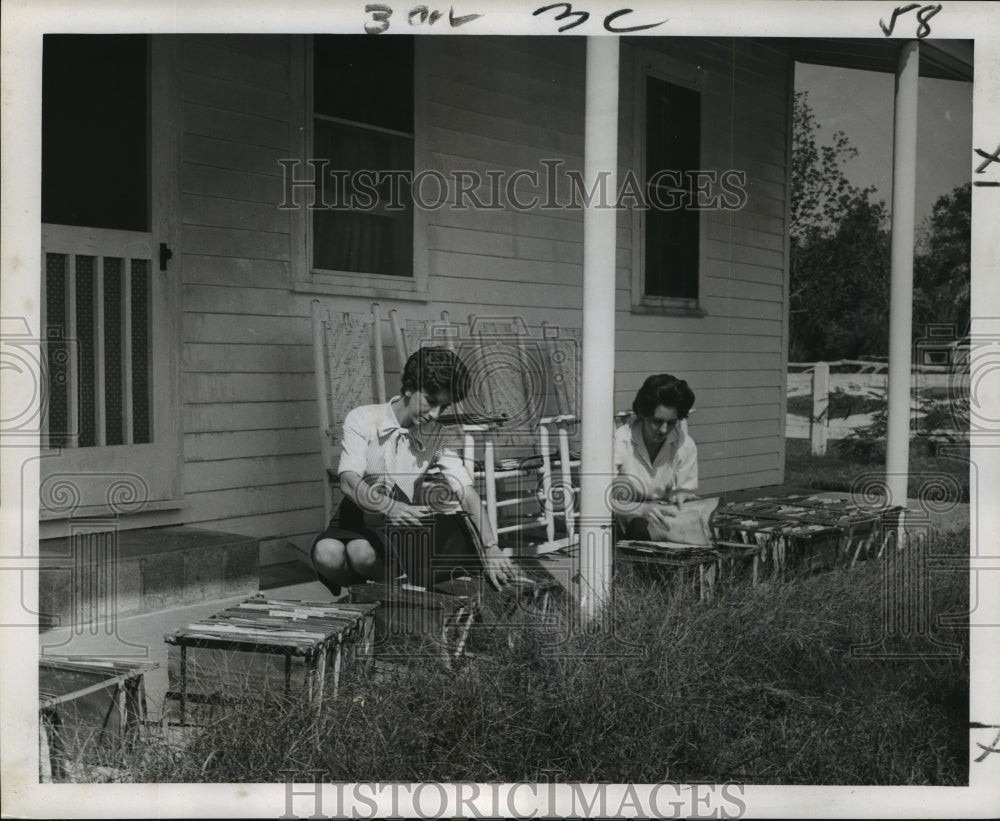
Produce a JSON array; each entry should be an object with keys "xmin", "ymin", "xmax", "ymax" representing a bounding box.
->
[{"xmin": 879, "ymin": 4, "xmax": 942, "ymax": 38}]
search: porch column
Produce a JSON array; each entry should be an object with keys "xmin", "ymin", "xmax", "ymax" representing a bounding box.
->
[
  {"xmin": 579, "ymin": 36, "xmax": 619, "ymax": 624},
  {"xmin": 886, "ymin": 40, "xmax": 920, "ymax": 506}
]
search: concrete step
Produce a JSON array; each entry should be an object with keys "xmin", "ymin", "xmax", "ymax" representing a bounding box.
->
[{"xmin": 40, "ymin": 525, "xmax": 260, "ymax": 632}]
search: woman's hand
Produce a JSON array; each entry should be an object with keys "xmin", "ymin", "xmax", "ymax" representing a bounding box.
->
[
  {"xmin": 669, "ymin": 490, "xmax": 700, "ymax": 505},
  {"xmin": 385, "ymin": 502, "xmax": 434, "ymax": 526},
  {"xmin": 481, "ymin": 544, "xmax": 518, "ymax": 590},
  {"xmin": 643, "ymin": 500, "xmax": 680, "ymax": 531}
]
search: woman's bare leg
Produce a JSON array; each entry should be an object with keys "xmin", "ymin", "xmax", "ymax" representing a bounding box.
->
[{"xmin": 345, "ymin": 538, "xmax": 383, "ymax": 581}]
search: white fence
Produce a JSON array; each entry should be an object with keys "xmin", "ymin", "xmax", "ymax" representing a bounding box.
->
[{"xmin": 785, "ymin": 361, "xmax": 963, "ymax": 454}]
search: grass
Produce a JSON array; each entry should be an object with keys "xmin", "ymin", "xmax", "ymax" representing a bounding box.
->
[
  {"xmin": 784, "ymin": 438, "xmax": 971, "ymax": 503},
  {"xmin": 786, "ymin": 387, "xmax": 967, "ymax": 421},
  {"xmin": 786, "ymin": 392, "xmax": 886, "ymax": 419},
  {"xmin": 76, "ymin": 526, "xmax": 969, "ymax": 786}
]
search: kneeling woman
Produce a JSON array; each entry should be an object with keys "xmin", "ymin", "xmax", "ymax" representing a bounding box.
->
[
  {"xmin": 311, "ymin": 346, "xmax": 517, "ymax": 594},
  {"xmin": 612, "ymin": 373, "xmax": 711, "ymax": 543}
]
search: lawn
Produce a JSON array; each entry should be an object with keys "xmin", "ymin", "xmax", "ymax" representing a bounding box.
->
[
  {"xmin": 784, "ymin": 437, "xmax": 971, "ymax": 503},
  {"xmin": 87, "ymin": 525, "xmax": 968, "ymax": 786}
]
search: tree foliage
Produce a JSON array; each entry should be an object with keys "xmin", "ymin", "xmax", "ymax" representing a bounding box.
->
[
  {"xmin": 789, "ymin": 92, "xmax": 970, "ymax": 362},
  {"xmin": 914, "ymin": 182, "xmax": 971, "ymax": 338},
  {"xmin": 790, "ymin": 90, "xmax": 880, "ymax": 245},
  {"xmin": 789, "ymin": 91, "xmax": 890, "ymax": 361}
]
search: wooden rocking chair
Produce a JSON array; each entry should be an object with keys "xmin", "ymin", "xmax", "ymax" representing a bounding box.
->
[{"xmin": 389, "ymin": 312, "xmax": 582, "ymax": 555}]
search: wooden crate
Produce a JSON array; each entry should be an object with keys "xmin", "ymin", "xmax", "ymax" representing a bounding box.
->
[
  {"xmin": 711, "ymin": 494, "xmax": 900, "ymax": 580},
  {"xmin": 348, "ymin": 580, "xmax": 481, "ymax": 665},
  {"xmin": 614, "ymin": 541, "xmax": 726, "ymax": 601},
  {"xmin": 39, "ymin": 656, "xmax": 157, "ymax": 782},
  {"xmin": 163, "ymin": 597, "xmax": 377, "ymax": 725}
]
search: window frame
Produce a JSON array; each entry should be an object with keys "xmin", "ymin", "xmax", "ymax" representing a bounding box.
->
[
  {"xmin": 291, "ymin": 35, "xmax": 429, "ymax": 302},
  {"xmin": 630, "ymin": 48, "xmax": 709, "ymax": 317}
]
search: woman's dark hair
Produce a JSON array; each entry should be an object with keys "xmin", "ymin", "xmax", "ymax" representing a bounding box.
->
[
  {"xmin": 632, "ymin": 374, "xmax": 695, "ymax": 419},
  {"xmin": 401, "ymin": 346, "xmax": 471, "ymax": 402}
]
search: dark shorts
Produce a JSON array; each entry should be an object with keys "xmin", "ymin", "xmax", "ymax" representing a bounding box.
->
[
  {"xmin": 312, "ymin": 496, "xmax": 483, "ymax": 590},
  {"xmin": 617, "ymin": 516, "xmax": 652, "ymax": 541}
]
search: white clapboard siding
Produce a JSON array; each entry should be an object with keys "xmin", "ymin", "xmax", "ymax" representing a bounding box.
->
[
  {"xmin": 184, "ymin": 401, "xmax": 318, "ymax": 434},
  {"xmin": 185, "ymin": 429, "xmax": 319, "ymax": 462},
  {"xmin": 183, "ymin": 343, "xmax": 314, "ymax": 373},
  {"xmin": 178, "ymin": 34, "xmax": 321, "ymax": 550},
  {"xmin": 184, "ymin": 482, "xmax": 322, "ymax": 522},
  {"xmin": 181, "ymin": 164, "xmax": 285, "ymax": 205},
  {"xmin": 613, "ymin": 31, "xmax": 790, "ymax": 504}
]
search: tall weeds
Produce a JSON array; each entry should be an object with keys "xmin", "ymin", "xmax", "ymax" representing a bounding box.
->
[{"xmin": 121, "ymin": 529, "xmax": 968, "ymax": 785}]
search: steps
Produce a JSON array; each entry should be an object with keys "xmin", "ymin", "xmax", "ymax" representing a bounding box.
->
[{"xmin": 39, "ymin": 525, "xmax": 260, "ymax": 632}]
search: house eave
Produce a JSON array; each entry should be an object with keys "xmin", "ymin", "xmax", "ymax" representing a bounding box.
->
[{"xmin": 760, "ymin": 37, "xmax": 973, "ymax": 82}]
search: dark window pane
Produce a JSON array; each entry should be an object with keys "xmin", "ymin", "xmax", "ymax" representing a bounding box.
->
[
  {"xmin": 130, "ymin": 259, "xmax": 151, "ymax": 444},
  {"xmin": 75, "ymin": 256, "xmax": 97, "ymax": 447},
  {"xmin": 645, "ymin": 208, "xmax": 700, "ymax": 299},
  {"xmin": 42, "ymin": 34, "xmax": 149, "ymax": 231},
  {"xmin": 103, "ymin": 259, "xmax": 124, "ymax": 446},
  {"xmin": 311, "ymin": 119, "xmax": 413, "ymax": 275},
  {"xmin": 314, "ymin": 35, "xmax": 414, "ymax": 133},
  {"xmin": 45, "ymin": 253, "xmax": 69, "ymax": 448},
  {"xmin": 645, "ymin": 76, "xmax": 701, "ymax": 300}
]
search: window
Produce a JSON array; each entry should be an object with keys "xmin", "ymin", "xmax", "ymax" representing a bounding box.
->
[
  {"xmin": 311, "ymin": 35, "xmax": 414, "ymax": 279},
  {"xmin": 631, "ymin": 53, "xmax": 706, "ymax": 315}
]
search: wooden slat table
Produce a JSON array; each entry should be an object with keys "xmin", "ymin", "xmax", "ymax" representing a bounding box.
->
[
  {"xmin": 163, "ymin": 597, "xmax": 377, "ymax": 725},
  {"xmin": 348, "ymin": 580, "xmax": 481, "ymax": 667},
  {"xmin": 615, "ymin": 494, "xmax": 903, "ymax": 595},
  {"xmin": 39, "ymin": 656, "xmax": 158, "ymax": 782},
  {"xmin": 614, "ymin": 541, "xmax": 728, "ymax": 601},
  {"xmin": 711, "ymin": 493, "xmax": 902, "ymax": 581}
]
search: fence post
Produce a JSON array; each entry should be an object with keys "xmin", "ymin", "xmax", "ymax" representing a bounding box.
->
[{"xmin": 811, "ymin": 362, "xmax": 830, "ymax": 456}]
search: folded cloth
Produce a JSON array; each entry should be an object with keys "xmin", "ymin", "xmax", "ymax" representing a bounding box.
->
[{"xmin": 646, "ymin": 496, "xmax": 721, "ymax": 546}]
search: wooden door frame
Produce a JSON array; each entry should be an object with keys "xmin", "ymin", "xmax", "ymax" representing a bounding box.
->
[{"xmin": 39, "ymin": 35, "xmax": 185, "ymax": 538}]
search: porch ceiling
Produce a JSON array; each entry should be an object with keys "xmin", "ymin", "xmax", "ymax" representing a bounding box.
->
[{"xmin": 761, "ymin": 37, "xmax": 973, "ymax": 82}]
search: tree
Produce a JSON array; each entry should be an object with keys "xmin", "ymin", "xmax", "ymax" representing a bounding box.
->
[
  {"xmin": 789, "ymin": 91, "xmax": 891, "ymax": 361},
  {"xmin": 791, "ymin": 197, "xmax": 891, "ymax": 361},
  {"xmin": 790, "ymin": 91, "xmax": 881, "ymax": 244},
  {"xmin": 913, "ymin": 182, "xmax": 971, "ymax": 338}
]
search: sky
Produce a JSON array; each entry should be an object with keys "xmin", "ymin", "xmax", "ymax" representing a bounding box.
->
[{"xmin": 795, "ymin": 61, "xmax": 974, "ymax": 229}]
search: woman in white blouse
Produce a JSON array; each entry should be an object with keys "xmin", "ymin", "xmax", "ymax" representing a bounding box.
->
[{"xmin": 612, "ymin": 373, "xmax": 702, "ymax": 542}]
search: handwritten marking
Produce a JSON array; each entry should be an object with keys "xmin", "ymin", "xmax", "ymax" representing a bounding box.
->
[
  {"xmin": 409, "ymin": 5, "xmax": 443, "ymax": 24},
  {"xmin": 533, "ymin": 2, "xmax": 590, "ymax": 32},
  {"xmin": 972, "ymin": 181, "xmax": 1000, "ymax": 187},
  {"xmin": 533, "ymin": 3, "xmax": 664, "ymax": 33},
  {"xmin": 879, "ymin": 3, "xmax": 922, "ymax": 36},
  {"xmin": 449, "ymin": 6, "xmax": 483, "ymax": 25},
  {"xmin": 975, "ymin": 728, "xmax": 1000, "ymax": 763},
  {"xmin": 365, "ymin": 3, "xmax": 393, "ymax": 33},
  {"xmin": 368, "ymin": 4, "xmax": 482, "ymax": 33},
  {"xmin": 602, "ymin": 7, "xmax": 666, "ymax": 32},
  {"xmin": 915, "ymin": 4, "xmax": 942, "ymax": 37},
  {"xmin": 974, "ymin": 144, "xmax": 1000, "ymax": 174},
  {"xmin": 879, "ymin": 3, "xmax": 941, "ymax": 38}
]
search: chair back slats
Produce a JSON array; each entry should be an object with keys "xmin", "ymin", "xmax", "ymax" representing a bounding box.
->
[
  {"xmin": 312, "ymin": 300, "xmax": 383, "ymax": 523},
  {"xmin": 545, "ymin": 324, "xmax": 581, "ymax": 419},
  {"xmin": 403, "ymin": 314, "xmax": 460, "ymax": 358},
  {"xmin": 312, "ymin": 301, "xmax": 582, "ymax": 545}
]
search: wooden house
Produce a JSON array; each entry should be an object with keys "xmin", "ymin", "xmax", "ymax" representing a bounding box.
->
[{"xmin": 28, "ymin": 34, "xmax": 972, "ymax": 613}]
